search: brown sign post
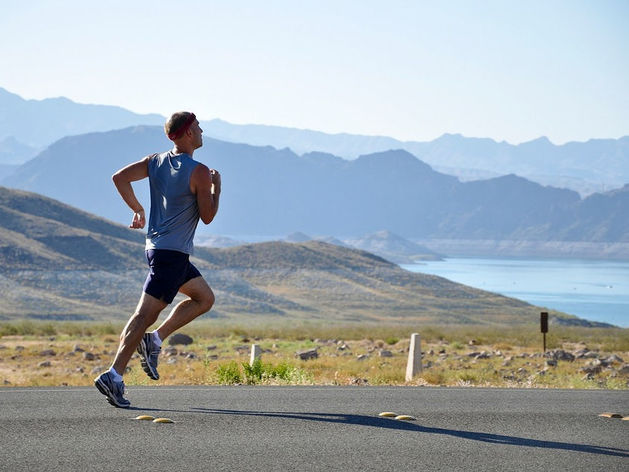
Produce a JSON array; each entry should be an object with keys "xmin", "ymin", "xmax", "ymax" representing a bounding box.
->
[{"xmin": 540, "ymin": 312, "xmax": 548, "ymax": 352}]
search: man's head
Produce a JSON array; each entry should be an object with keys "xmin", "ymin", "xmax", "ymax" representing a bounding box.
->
[{"xmin": 165, "ymin": 111, "xmax": 203, "ymax": 150}]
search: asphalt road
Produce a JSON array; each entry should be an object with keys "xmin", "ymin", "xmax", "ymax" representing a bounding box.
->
[{"xmin": 0, "ymin": 386, "xmax": 627, "ymax": 471}]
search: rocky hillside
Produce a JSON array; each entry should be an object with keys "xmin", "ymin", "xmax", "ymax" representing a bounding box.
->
[{"xmin": 0, "ymin": 187, "xmax": 574, "ymax": 325}]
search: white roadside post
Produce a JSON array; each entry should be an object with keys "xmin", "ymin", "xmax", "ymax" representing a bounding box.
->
[
  {"xmin": 250, "ymin": 344, "xmax": 262, "ymax": 366},
  {"xmin": 405, "ymin": 333, "xmax": 422, "ymax": 382}
]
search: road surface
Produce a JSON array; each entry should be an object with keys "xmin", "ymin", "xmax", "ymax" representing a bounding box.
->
[{"xmin": 0, "ymin": 386, "xmax": 627, "ymax": 471}]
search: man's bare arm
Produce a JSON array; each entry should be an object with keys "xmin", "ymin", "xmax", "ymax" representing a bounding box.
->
[
  {"xmin": 112, "ymin": 156, "xmax": 150, "ymax": 229},
  {"xmin": 190, "ymin": 164, "xmax": 221, "ymax": 225}
]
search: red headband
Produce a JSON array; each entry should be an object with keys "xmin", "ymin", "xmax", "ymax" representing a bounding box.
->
[{"xmin": 168, "ymin": 113, "xmax": 197, "ymax": 141}]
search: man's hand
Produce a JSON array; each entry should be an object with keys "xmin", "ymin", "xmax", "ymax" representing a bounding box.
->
[
  {"xmin": 210, "ymin": 169, "xmax": 221, "ymax": 194},
  {"xmin": 130, "ymin": 209, "xmax": 145, "ymax": 229}
]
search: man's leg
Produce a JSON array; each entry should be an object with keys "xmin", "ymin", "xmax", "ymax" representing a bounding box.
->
[
  {"xmin": 95, "ymin": 291, "xmax": 167, "ymax": 407},
  {"xmin": 154, "ymin": 276, "xmax": 214, "ymax": 342},
  {"xmin": 112, "ymin": 291, "xmax": 168, "ymax": 374}
]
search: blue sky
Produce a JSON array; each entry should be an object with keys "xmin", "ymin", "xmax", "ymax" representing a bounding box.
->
[{"xmin": 1, "ymin": 0, "xmax": 627, "ymax": 144}]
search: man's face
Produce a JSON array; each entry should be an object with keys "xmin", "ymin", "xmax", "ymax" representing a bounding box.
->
[{"xmin": 191, "ymin": 120, "xmax": 203, "ymax": 149}]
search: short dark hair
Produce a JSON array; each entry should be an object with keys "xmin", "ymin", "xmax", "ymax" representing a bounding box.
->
[{"xmin": 164, "ymin": 111, "xmax": 195, "ymax": 139}]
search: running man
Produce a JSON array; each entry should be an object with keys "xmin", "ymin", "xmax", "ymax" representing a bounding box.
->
[{"xmin": 95, "ymin": 111, "xmax": 220, "ymax": 408}]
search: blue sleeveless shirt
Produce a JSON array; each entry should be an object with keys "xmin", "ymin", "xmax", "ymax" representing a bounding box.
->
[{"xmin": 145, "ymin": 151, "xmax": 200, "ymax": 254}]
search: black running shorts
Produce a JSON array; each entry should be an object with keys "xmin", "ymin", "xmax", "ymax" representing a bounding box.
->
[{"xmin": 143, "ymin": 249, "xmax": 201, "ymax": 304}]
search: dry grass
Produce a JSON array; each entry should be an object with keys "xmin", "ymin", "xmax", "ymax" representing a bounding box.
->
[{"xmin": 1, "ymin": 321, "xmax": 627, "ymax": 389}]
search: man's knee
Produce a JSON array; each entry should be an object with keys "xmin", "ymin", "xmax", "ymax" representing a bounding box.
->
[{"xmin": 197, "ymin": 287, "xmax": 215, "ymax": 313}]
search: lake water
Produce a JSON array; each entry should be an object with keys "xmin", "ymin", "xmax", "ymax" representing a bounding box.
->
[{"xmin": 401, "ymin": 258, "xmax": 629, "ymax": 328}]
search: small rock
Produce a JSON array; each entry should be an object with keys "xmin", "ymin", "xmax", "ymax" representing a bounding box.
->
[
  {"xmin": 357, "ymin": 354, "xmax": 369, "ymax": 361},
  {"xmin": 427, "ymin": 349, "xmax": 435, "ymax": 356},
  {"xmin": 583, "ymin": 351, "xmax": 600, "ymax": 359},
  {"xmin": 15, "ymin": 346, "xmax": 25, "ymax": 351},
  {"xmin": 296, "ymin": 348, "xmax": 318, "ymax": 360},
  {"xmin": 73, "ymin": 345, "xmax": 85, "ymax": 353},
  {"xmin": 38, "ymin": 361, "xmax": 52, "ymax": 368},
  {"xmin": 545, "ymin": 359, "xmax": 557, "ymax": 367},
  {"xmin": 40, "ymin": 349, "xmax": 56, "ymax": 357},
  {"xmin": 438, "ymin": 348, "xmax": 446, "ymax": 354},
  {"xmin": 206, "ymin": 354, "xmax": 218, "ymax": 361},
  {"xmin": 91, "ymin": 366, "xmax": 103, "ymax": 375},
  {"xmin": 581, "ymin": 364, "xmax": 602, "ymax": 375},
  {"xmin": 618, "ymin": 364, "xmax": 629, "ymax": 376},
  {"xmin": 581, "ymin": 373, "xmax": 595, "ymax": 381},
  {"xmin": 167, "ymin": 358, "xmax": 178, "ymax": 365},
  {"xmin": 0, "ymin": 345, "xmax": 6, "ymax": 350},
  {"xmin": 475, "ymin": 351, "xmax": 491, "ymax": 359},
  {"xmin": 76, "ymin": 367, "xmax": 84, "ymax": 373},
  {"xmin": 168, "ymin": 333, "xmax": 194, "ymax": 346},
  {"xmin": 517, "ymin": 368, "xmax": 528, "ymax": 375},
  {"xmin": 379, "ymin": 350, "xmax": 393, "ymax": 358},
  {"xmin": 468, "ymin": 339, "xmax": 477, "ymax": 346},
  {"xmin": 185, "ymin": 353, "xmax": 197, "ymax": 359},
  {"xmin": 82, "ymin": 352, "xmax": 96, "ymax": 361},
  {"xmin": 337, "ymin": 344, "xmax": 349, "ymax": 351},
  {"xmin": 545, "ymin": 349, "xmax": 575, "ymax": 362},
  {"xmin": 164, "ymin": 347, "xmax": 178, "ymax": 357},
  {"xmin": 467, "ymin": 351, "xmax": 481, "ymax": 357},
  {"xmin": 3, "ymin": 379, "xmax": 10, "ymax": 385},
  {"xmin": 603, "ymin": 354, "xmax": 624, "ymax": 365},
  {"xmin": 350, "ymin": 377, "xmax": 368, "ymax": 385},
  {"xmin": 206, "ymin": 345, "xmax": 217, "ymax": 351}
]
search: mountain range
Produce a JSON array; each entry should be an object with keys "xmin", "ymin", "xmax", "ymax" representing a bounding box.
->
[
  {"xmin": 201, "ymin": 120, "xmax": 629, "ymax": 196},
  {"xmin": 2, "ymin": 126, "xmax": 628, "ymax": 257},
  {"xmin": 1, "ymin": 87, "xmax": 627, "ymax": 195},
  {"xmin": 1, "ymin": 186, "xmax": 575, "ymax": 326}
]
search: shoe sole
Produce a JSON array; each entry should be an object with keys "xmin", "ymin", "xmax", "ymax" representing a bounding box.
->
[
  {"xmin": 94, "ymin": 378, "xmax": 130, "ymax": 408},
  {"xmin": 137, "ymin": 338, "xmax": 160, "ymax": 380}
]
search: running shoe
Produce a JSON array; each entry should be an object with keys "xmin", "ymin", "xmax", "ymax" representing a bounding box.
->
[
  {"xmin": 137, "ymin": 332, "xmax": 161, "ymax": 380},
  {"xmin": 94, "ymin": 371, "xmax": 130, "ymax": 408}
]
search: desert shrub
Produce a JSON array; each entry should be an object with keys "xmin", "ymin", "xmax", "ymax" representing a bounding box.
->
[
  {"xmin": 216, "ymin": 361, "xmax": 242, "ymax": 384},
  {"xmin": 242, "ymin": 359, "xmax": 310, "ymax": 385}
]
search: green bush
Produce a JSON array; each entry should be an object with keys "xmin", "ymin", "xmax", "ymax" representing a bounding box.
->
[{"xmin": 216, "ymin": 361, "xmax": 242, "ymax": 384}]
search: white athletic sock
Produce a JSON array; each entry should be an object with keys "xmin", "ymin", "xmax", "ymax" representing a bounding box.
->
[
  {"xmin": 151, "ymin": 330, "xmax": 163, "ymax": 347},
  {"xmin": 109, "ymin": 367, "xmax": 123, "ymax": 383}
]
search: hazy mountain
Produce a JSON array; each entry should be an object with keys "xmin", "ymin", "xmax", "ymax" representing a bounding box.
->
[
  {"xmin": 3, "ymin": 127, "xmax": 628, "ymax": 251},
  {"xmin": 0, "ymin": 87, "xmax": 163, "ymax": 149},
  {"xmin": 202, "ymin": 120, "xmax": 629, "ymax": 195},
  {"xmin": 344, "ymin": 231, "xmax": 442, "ymax": 263},
  {"xmin": 0, "ymin": 186, "xmax": 575, "ymax": 326},
  {"xmin": 2, "ymin": 87, "xmax": 627, "ymax": 195},
  {"xmin": 0, "ymin": 136, "xmax": 39, "ymax": 165}
]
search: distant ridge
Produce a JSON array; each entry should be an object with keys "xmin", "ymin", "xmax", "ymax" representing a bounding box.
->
[
  {"xmin": 201, "ymin": 119, "xmax": 629, "ymax": 195},
  {"xmin": 344, "ymin": 230, "xmax": 442, "ymax": 263},
  {"xmin": 1, "ymin": 87, "xmax": 627, "ymax": 194},
  {"xmin": 3, "ymin": 127, "xmax": 628, "ymax": 253},
  {"xmin": 0, "ymin": 87, "xmax": 163, "ymax": 152}
]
